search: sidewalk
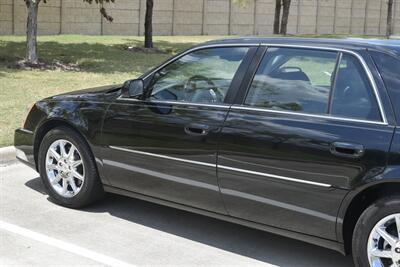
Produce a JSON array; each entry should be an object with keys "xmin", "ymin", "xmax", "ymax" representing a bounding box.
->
[{"xmin": 0, "ymin": 146, "xmax": 16, "ymax": 166}]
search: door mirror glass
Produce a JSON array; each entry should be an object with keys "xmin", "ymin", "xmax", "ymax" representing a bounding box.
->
[{"xmin": 122, "ymin": 79, "xmax": 144, "ymax": 98}]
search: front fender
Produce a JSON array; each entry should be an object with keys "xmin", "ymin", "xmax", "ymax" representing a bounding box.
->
[{"xmin": 16, "ymin": 99, "xmax": 111, "ymax": 184}]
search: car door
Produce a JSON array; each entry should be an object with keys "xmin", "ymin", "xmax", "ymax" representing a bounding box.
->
[
  {"xmin": 100, "ymin": 46, "xmax": 256, "ymax": 214},
  {"xmin": 217, "ymin": 46, "xmax": 395, "ymax": 240}
]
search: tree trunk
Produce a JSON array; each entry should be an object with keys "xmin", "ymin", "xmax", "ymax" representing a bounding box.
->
[
  {"xmin": 387, "ymin": 0, "xmax": 394, "ymax": 38},
  {"xmin": 144, "ymin": 0, "xmax": 154, "ymax": 48},
  {"xmin": 26, "ymin": 0, "xmax": 39, "ymax": 64},
  {"xmin": 273, "ymin": 0, "xmax": 281, "ymax": 34},
  {"xmin": 280, "ymin": 0, "xmax": 291, "ymax": 35}
]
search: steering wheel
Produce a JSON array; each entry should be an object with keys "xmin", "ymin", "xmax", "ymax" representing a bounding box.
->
[{"xmin": 183, "ymin": 75, "xmax": 222, "ymax": 103}]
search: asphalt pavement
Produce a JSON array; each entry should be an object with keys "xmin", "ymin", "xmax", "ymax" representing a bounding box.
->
[{"xmin": 0, "ymin": 161, "xmax": 355, "ymax": 267}]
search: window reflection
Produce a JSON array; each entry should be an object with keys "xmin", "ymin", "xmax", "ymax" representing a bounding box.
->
[
  {"xmin": 245, "ymin": 48, "xmax": 337, "ymax": 115},
  {"xmin": 149, "ymin": 47, "xmax": 249, "ymax": 104},
  {"xmin": 331, "ymin": 54, "xmax": 381, "ymax": 121}
]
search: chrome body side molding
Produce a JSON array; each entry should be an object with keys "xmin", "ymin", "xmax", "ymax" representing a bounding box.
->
[{"xmin": 109, "ymin": 146, "xmax": 333, "ymax": 188}]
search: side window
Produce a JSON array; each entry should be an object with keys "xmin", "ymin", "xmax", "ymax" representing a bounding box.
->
[
  {"xmin": 244, "ymin": 48, "xmax": 338, "ymax": 115},
  {"xmin": 148, "ymin": 47, "xmax": 249, "ymax": 104},
  {"xmin": 370, "ymin": 51, "xmax": 400, "ymax": 121},
  {"xmin": 331, "ymin": 54, "xmax": 381, "ymax": 121}
]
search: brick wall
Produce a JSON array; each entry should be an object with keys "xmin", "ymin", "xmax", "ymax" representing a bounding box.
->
[{"xmin": 1, "ymin": 0, "xmax": 400, "ymax": 36}]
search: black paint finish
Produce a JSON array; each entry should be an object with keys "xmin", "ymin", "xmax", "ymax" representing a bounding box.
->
[
  {"xmin": 14, "ymin": 37, "xmax": 400, "ymax": 255},
  {"xmin": 101, "ymin": 100, "xmax": 229, "ymax": 214},
  {"xmin": 217, "ymin": 108, "xmax": 393, "ymax": 241}
]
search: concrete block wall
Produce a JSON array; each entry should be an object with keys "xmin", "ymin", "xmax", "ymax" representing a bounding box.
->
[
  {"xmin": 139, "ymin": 0, "xmax": 174, "ymax": 36},
  {"xmin": 351, "ymin": 0, "xmax": 367, "ymax": 34},
  {"xmin": 231, "ymin": 0, "xmax": 255, "ymax": 35},
  {"xmin": 102, "ymin": 0, "xmax": 140, "ymax": 35},
  {"xmin": 1, "ymin": 0, "xmax": 400, "ymax": 36},
  {"xmin": 174, "ymin": 0, "xmax": 203, "ymax": 35},
  {"xmin": 317, "ymin": 0, "xmax": 335, "ymax": 34},
  {"xmin": 296, "ymin": 0, "xmax": 318, "ymax": 34},
  {"xmin": 335, "ymin": 0, "xmax": 352, "ymax": 34},
  {"xmin": 254, "ymin": 0, "xmax": 275, "ymax": 35},
  {"xmin": 61, "ymin": 0, "xmax": 100, "ymax": 35},
  {"xmin": 365, "ymin": 0, "xmax": 383, "ymax": 35},
  {"xmin": 204, "ymin": 0, "xmax": 230, "ymax": 35},
  {"xmin": 394, "ymin": 0, "xmax": 400, "ymax": 34},
  {"xmin": 0, "ymin": 0, "xmax": 12, "ymax": 35},
  {"xmin": 288, "ymin": 1, "xmax": 300, "ymax": 34}
]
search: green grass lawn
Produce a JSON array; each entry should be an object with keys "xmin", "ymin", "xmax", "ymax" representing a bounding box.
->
[{"xmin": 0, "ymin": 35, "xmax": 223, "ymax": 147}]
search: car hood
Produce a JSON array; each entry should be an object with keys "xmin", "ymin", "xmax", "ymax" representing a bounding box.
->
[{"xmin": 45, "ymin": 84, "xmax": 123, "ymax": 102}]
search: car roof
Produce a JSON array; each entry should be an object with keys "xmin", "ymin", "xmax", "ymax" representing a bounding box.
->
[{"xmin": 201, "ymin": 37, "xmax": 400, "ymax": 57}]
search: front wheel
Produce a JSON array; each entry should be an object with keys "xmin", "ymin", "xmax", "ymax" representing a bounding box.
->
[
  {"xmin": 352, "ymin": 197, "xmax": 400, "ymax": 267},
  {"xmin": 38, "ymin": 127, "xmax": 104, "ymax": 208}
]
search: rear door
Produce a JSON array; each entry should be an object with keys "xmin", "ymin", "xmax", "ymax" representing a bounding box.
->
[
  {"xmin": 101, "ymin": 46, "xmax": 256, "ymax": 214},
  {"xmin": 217, "ymin": 46, "xmax": 395, "ymax": 240}
]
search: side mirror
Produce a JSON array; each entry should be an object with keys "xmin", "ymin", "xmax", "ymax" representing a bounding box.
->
[{"xmin": 122, "ymin": 79, "xmax": 144, "ymax": 98}]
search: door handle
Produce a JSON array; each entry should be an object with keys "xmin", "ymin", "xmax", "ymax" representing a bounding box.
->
[
  {"xmin": 330, "ymin": 142, "xmax": 365, "ymax": 159},
  {"xmin": 184, "ymin": 124, "xmax": 210, "ymax": 136}
]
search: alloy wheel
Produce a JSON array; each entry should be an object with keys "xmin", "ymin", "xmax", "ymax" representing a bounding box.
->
[
  {"xmin": 368, "ymin": 214, "xmax": 400, "ymax": 267},
  {"xmin": 45, "ymin": 139, "xmax": 85, "ymax": 198}
]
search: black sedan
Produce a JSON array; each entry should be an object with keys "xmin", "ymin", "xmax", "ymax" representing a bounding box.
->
[{"xmin": 15, "ymin": 37, "xmax": 400, "ymax": 267}]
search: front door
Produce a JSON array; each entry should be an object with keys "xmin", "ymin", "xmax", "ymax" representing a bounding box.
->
[
  {"xmin": 217, "ymin": 47, "xmax": 395, "ymax": 240},
  {"xmin": 101, "ymin": 46, "xmax": 252, "ymax": 213}
]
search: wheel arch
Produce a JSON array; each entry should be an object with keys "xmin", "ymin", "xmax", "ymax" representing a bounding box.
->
[
  {"xmin": 33, "ymin": 119, "xmax": 91, "ymax": 171},
  {"xmin": 341, "ymin": 181, "xmax": 400, "ymax": 255}
]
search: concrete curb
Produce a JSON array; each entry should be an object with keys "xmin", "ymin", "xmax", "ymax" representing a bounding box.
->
[{"xmin": 0, "ymin": 146, "xmax": 16, "ymax": 166}]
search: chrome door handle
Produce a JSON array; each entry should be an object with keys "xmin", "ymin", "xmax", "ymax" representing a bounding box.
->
[
  {"xmin": 184, "ymin": 124, "xmax": 209, "ymax": 136},
  {"xmin": 330, "ymin": 142, "xmax": 365, "ymax": 159}
]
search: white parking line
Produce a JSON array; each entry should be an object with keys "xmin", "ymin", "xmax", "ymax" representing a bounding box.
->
[{"xmin": 0, "ymin": 220, "xmax": 137, "ymax": 267}]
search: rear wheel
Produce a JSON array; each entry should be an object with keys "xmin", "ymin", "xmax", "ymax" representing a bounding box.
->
[
  {"xmin": 38, "ymin": 127, "xmax": 104, "ymax": 208},
  {"xmin": 352, "ymin": 197, "xmax": 400, "ymax": 267}
]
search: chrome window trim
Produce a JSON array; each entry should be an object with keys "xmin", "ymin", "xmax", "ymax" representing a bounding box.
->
[
  {"xmin": 116, "ymin": 97, "xmax": 231, "ymax": 109},
  {"xmin": 109, "ymin": 146, "xmax": 332, "ymax": 188},
  {"xmin": 257, "ymin": 43, "xmax": 388, "ymax": 125},
  {"xmin": 230, "ymin": 105, "xmax": 388, "ymax": 126}
]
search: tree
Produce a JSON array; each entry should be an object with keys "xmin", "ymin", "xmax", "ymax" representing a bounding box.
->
[
  {"xmin": 234, "ymin": 0, "xmax": 292, "ymax": 35},
  {"xmin": 280, "ymin": 0, "xmax": 291, "ymax": 35},
  {"xmin": 144, "ymin": 0, "xmax": 154, "ymax": 48},
  {"xmin": 273, "ymin": 0, "xmax": 291, "ymax": 34},
  {"xmin": 24, "ymin": 0, "xmax": 41, "ymax": 64},
  {"xmin": 273, "ymin": 0, "xmax": 281, "ymax": 34},
  {"xmin": 24, "ymin": 0, "xmax": 114, "ymax": 65},
  {"xmin": 387, "ymin": 0, "xmax": 394, "ymax": 37}
]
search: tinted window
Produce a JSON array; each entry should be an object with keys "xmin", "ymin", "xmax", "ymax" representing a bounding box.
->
[
  {"xmin": 331, "ymin": 54, "xmax": 381, "ymax": 121},
  {"xmin": 245, "ymin": 48, "xmax": 337, "ymax": 114},
  {"xmin": 370, "ymin": 51, "xmax": 400, "ymax": 121},
  {"xmin": 149, "ymin": 47, "xmax": 248, "ymax": 104}
]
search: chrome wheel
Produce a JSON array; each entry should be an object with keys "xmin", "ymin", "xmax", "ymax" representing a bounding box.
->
[
  {"xmin": 368, "ymin": 214, "xmax": 400, "ymax": 267},
  {"xmin": 45, "ymin": 139, "xmax": 85, "ymax": 198}
]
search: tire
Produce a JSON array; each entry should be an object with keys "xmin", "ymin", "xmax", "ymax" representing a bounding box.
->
[
  {"xmin": 38, "ymin": 126, "xmax": 104, "ymax": 208},
  {"xmin": 352, "ymin": 196, "xmax": 400, "ymax": 267}
]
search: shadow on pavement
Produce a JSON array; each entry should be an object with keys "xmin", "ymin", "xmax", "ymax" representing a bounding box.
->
[{"xmin": 25, "ymin": 177, "xmax": 354, "ymax": 267}]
